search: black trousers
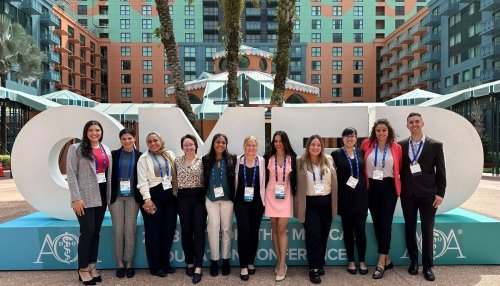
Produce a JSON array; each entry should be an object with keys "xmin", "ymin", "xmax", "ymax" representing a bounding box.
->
[
  {"xmin": 401, "ymin": 194, "xmax": 437, "ymax": 268},
  {"xmin": 368, "ymin": 178, "xmax": 397, "ymax": 255},
  {"xmin": 178, "ymin": 188, "xmax": 207, "ymax": 268},
  {"xmin": 234, "ymin": 199, "xmax": 264, "ymax": 268},
  {"xmin": 141, "ymin": 185, "xmax": 177, "ymax": 274},
  {"xmin": 303, "ymin": 194, "xmax": 332, "ymax": 269},
  {"xmin": 340, "ymin": 213, "xmax": 367, "ymax": 263},
  {"xmin": 77, "ymin": 183, "xmax": 107, "ymax": 268}
]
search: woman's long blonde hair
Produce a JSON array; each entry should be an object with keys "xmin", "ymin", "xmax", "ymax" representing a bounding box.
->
[{"xmin": 299, "ymin": 134, "xmax": 331, "ymax": 175}]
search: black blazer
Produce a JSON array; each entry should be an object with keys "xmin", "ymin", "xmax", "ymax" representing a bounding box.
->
[
  {"xmin": 110, "ymin": 147, "xmax": 143, "ymax": 204},
  {"xmin": 263, "ymin": 153, "xmax": 297, "ymax": 196},
  {"xmin": 398, "ymin": 136, "xmax": 446, "ymax": 199},
  {"xmin": 331, "ymin": 148, "xmax": 368, "ymax": 216},
  {"xmin": 202, "ymin": 154, "xmax": 237, "ymax": 200}
]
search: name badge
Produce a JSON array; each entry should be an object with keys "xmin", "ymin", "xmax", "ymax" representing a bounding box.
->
[
  {"xmin": 275, "ymin": 184, "xmax": 285, "ymax": 199},
  {"xmin": 314, "ymin": 183, "xmax": 324, "ymax": 194},
  {"xmin": 346, "ymin": 176, "xmax": 358, "ymax": 189},
  {"xmin": 410, "ymin": 163, "xmax": 422, "ymax": 176},
  {"xmin": 244, "ymin": 187, "xmax": 254, "ymax": 202},
  {"xmin": 120, "ymin": 180, "xmax": 132, "ymax": 196},
  {"xmin": 214, "ymin": 186, "xmax": 224, "ymax": 198},
  {"xmin": 373, "ymin": 170, "xmax": 384, "ymax": 180},
  {"xmin": 96, "ymin": 172, "xmax": 106, "ymax": 183},
  {"xmin": 162, "ymin": 176, "xmax": 172, "ymax": 190}
]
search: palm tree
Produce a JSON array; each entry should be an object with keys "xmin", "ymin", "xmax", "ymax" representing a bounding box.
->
[
  {"xmin": 155, "ymin": 0, "xmax": 197, "ymax": 131},
  {"xmin": 271, "ymin": 0, "xmax": 296, "ymax": 106},
  {"xmin": 221, "ymin": 0, "xmax": 244, "ymax": 104}
]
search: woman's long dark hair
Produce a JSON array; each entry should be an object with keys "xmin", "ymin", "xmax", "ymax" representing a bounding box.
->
[
  {"xmin": 368, "ymin": 118, "xmax": 396, "ymax": 146},
  {"xmin": 79, "ymin": 120, "xmax": 103, "ymax": 160},
  {"xmin": 268, "ymin": 131, "xmax": 296, "ymax": 157},
  {"xmin": 206, "ymin": 133, "xmax": 234, "ymax": 172}
]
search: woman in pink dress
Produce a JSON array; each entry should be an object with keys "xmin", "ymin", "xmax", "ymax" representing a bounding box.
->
[{"xmin": 264, "ymin": 131, "xmax": 297, "ymax": 282}]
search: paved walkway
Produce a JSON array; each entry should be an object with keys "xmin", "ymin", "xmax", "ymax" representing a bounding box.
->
[{"xmin": 0, "ymin": 175, "xmax": 499, "ymax": 285}]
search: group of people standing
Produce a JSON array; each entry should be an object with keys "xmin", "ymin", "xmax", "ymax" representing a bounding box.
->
[{"xmin": 66, "ymin": 112, "xmax": 445, "ymax": 285}]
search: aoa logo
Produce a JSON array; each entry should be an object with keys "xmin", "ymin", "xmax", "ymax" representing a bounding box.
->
[
  {"xmin": 425, "ymin": 229, "xmax": 466, "ymax": 259},
  {"xmin": 34, "ymin": 232, "xmax": 79, "ymax": 264}
]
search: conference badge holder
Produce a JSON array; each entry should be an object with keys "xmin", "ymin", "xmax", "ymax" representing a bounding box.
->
[
  {"xmin": 346, "ymin": 176, "xmax": 358, "ymax": 189},
  {"xmin": 162, "ymin": 176, "xmax": 172, "ymax": 190},
  {"xmin": 244, "ymin": 187, "xmax": 254, "ymax": 202},
  {"xmin": 120, "ymin": 179, "xmax": 132, "ymax": 196},
  {"xmin": 373, "ymin": 170, "xmax": 384, "ymax": 180},
  {"xmin": 214, "ymin": 186, "xmax": 224, "ymax": 198},
  {"xmin": 96, "ymin": 172, "xmax": 106, "ymax": 183},
  {"xmin": 275, "ymin": 184, "xmax": 285, "ymax": 199}
]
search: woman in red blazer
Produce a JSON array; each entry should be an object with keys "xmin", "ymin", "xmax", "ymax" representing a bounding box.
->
[{"xmin": 360, "ymin": 119, "xmax": 402, "ymax": 280}]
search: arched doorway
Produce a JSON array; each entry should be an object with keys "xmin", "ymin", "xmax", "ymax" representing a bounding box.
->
[{"xmin": 285, "ymin": 93, "xmax": 307, "ymax": 104}]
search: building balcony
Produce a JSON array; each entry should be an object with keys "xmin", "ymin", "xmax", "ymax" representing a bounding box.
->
[
  {"xmin": 421, "ymin": 33, "xmax": 440, "ymax": 45},
  {"xmin": 380, "ymin": 47, "xmax": 392, "ymax": 57},
  {"xmin": 380, "ymin": 61, "xmax": 392, "ymax": 71},
  {"xmin": 480, "ymin": 16, "xmax": 500, "ymax": 36},
  {"xmin": 480, "ymin": 42, "xmax": 500, "ymax": 59},
  {"xmin": 400, "ymin": 81, "xmax": 412, "ymax": 92},
  {"xmin": 54, "ymin": 62, "xmax": 70, "ymax": 71},
  {"xmin": 380, "ymin": 90, "xmax": 389, "ymax": 99},
  {"xmin": 290, "ymin": 65, "xmax": 302, "ymax": 72},
  {"xmin": 480, "ymin": 0, "xmax": 500, "ymax": 12},
  {"xmin": 410, "ymin": 76, "xmax": 426, "ymax": 88},
  {"xmin": 422, "ymin": 14, "xmax": 440, "ymax": 27},
  {"xmin": 246, "ymin": 22, "xmax": 262, "ymax": 30},
  {"xmin": 421, "ymin": 52, "xmax": 440, "ymax": 63},
  {"xmin": 481, "ymin": 67, "xmax": 500, "ymax": 82},
  {"xmin": 439, "ymin": 0, "xmax": 459, "ymax": 16},
  {"xmin": 54, "ymin": 28, "xmax": 69, "ymax": 36},
  {"xmin": 421, "ymin": 70, "xmax": 441, "ymax": 81},
  {"xmin": 414, "ymin": 41, "xmax": 428, "ymax": 53},
  {"xmin": 55, "ymin": 46, "xmax": 70, "ymax": 54},
  {"xmin": 399, "ymin": 66, "xmax": 414, "ymax": 76},
  {"xmin": 69, "ymin": 54, "xmax": 83, "ymax": 61},
  {"xmin": 267, "ymin": 8, "xmax": 277, "ymax": 17},
  {"xmin": 246, "ymin": 8, "xmax": 261, "ymax": 16},
  {"xmin": 48, "ymin": 50, "xmax": 60, "ymax": 64},
  {"xmin": 389, "ymin": 57, "xmax": 401, "ymax": 67},
  {"xmin": 68, "ymin": 37, "xmax": 80, "ymax": 44},
  {"xmin": 389, "ymin": 71, "xmax": 401, "ymax": 81},
  {"xmin": 411, "ymin": 24, "xmax": 428, "ymax": 36},
  {"xmin": 82, "ymin": 61, "xmax": 93, "ymax": 66},
  {"xmin": 400, "ymin": 48, "xmax": 415, "ymax": 61},
  {"xmin": 389, "ymin": 41, "xmax": 402, "ymax": 51},
  {"xmin": 290, "ymin": 51, "xmax": 301, "ymax": 58},
  {"xmin": 55, "ymin": 82, "xmax": 71, "ymax": 89},
  {"xmin": 42, "ymin": 70, "xmax": 61, "ymax": 82},
  {"xmin": 41, "ymin": 11, "xmax": 61, "ymax": 28},
  {"xmin": 70, "ymin": 70, "xmax": 83, "ymax": 77},
  {"xmin": 41, "ymin": 31, "xmax": 60, "ymax": 46},
  {"xmin": 267, "ymin": 22, "xmax": 278, "ymax": 30},
  {"xmin": 91, "ymin": 66, "xmax": 103, "ymax": 71},
  {"xmin": 412, "ymin": 59, "xmax": 428, "ymax": 71},
  {"xmin": 20, "ymin": 1, "xmax": 42, "ymax": 15},
  {"xmin": 459, "ymin": 0, "xmax": 475, "ymax": 3},
  {"xmin": 388, "ymin": 86, "xmax": 401, "ymax": 96},
  {"xmin": 81, "ymin": 45, "xmax": 92, "ymax": 51},
  {"xmin": 380, "ymin": 76, "xmax": 390, "ymax": 84},
  {"xmin": 400, "ymin": 33, "xmax": 414, "ymax": 44}
]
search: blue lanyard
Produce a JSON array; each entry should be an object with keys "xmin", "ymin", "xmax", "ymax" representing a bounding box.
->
[
  {"xmin": 312, "ymin": 165, "xmax": 323, "ymax": 182},
  {"xmin": 94, "ymin": 144, "xmax": 107, "ymax": 172},
  {"xmin": 243, "ymin": 156, "xmax": 258, "ymax": 187},
  {"xmin": 342, "ymin": 147, "xmax": 359, "ymax": 178},
  {"xmin": 118, "ymin": 149, "xmax": 134, "ymax": 179},
  {"xmin": 152, "ymin": 154, "xmax": 169, "ymax": 178},
  {"xmin": 212, "ymin": 159, "xmax": 225, "ymax": 187},
  {"xmin": 410, "ymin": 140, "xmax": 424, "ymax": 164},
  {"xmin": 374, "ymin": 143, "xmax": 388, "ymax": 169},
  {"xmin": 274, "ymin": 155, "xmax": 287, "ymax": 183}
]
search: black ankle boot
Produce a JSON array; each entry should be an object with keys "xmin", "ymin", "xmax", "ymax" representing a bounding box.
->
[
  {"xmin": 210, "ymin": 260, "xmax": 219, "ymax": 277},
  {"xmin": 222, "ymin": 259, "xmax": 230, "ymax": 276}
]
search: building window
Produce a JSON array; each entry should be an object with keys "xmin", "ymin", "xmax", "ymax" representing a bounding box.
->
[
  {"xmin": 164, "ymin": 60, "xmax": 169, "ymax": 70},
  {"xmin": 121, "ymin": 88, "xmax": 131, "ymax": 98},
  {"xmin": 312, "ymin": 61, "xmax": 321, "ymax": 71},
  {"xmin": 353, "ymin": 47, "xmax": 363, "ymax": 57},
  {"xmin": 312, "ymin": 19, "xmax": 321, "ymax": 30},
  {"xmin": 353, "ymin": 6, "xmax": 363, "ymax": 16},
  {"xmin": 395, "ymin": 19, "xmax": 404, "ymax": 28},
  {"xmin": 143, "ymin": 74, "xmax": 153, "ymax": 84},
  {"xmin": 142, "ymin": 46, "xmax": 152, "ymax": 57},
  {"xmin": 354, "ymin": 33, "xmax": 363, "ymax": 43},
  {"xmin": 312, "ymin": 33, "xmax": 321, "ymax": 43},
  {"xmin": 120, "ymin": 5, "xmax": 130, "ymax": 15},
  {"xmin": 353, "ymin": 87, "xmax": 363, "ymax": 97},
  {"xmin": 293, "ymin": 33, "xmax": 300, "ymax": 42},
  {"xmin": 206, "ymin": 60, "xmax": 215, "ymax": 72},
  {"xmin": 185, "ymin": 74, "xmax": 196, "ymax": 81},
  {"xmin": 164, "ymin": 74, "xmax": 172, "ymax": 84},
  {"xmin": 332, "ymin": 6, "xmax": 342, "ymax": 16},
  {"xmin": 332, "ymin": 33, "xmax": 342, "ymax": 43},
  {"xmin": 143, "ymin": 88, "xmax": 153, "ymax": 97},
  {"xmin": 142, "ymin": 5, "xmax": 152, "ymax": 15},
  {"xmin": 332, "ymin": 47, "xmax": 342, "ymax": 57},
  {"xmin": 205, "ymin": 47, "xmax": 217, "ymax": 58},
  {"xmin": 120, "ymin": 33, "xmax": 130, "ymax": 43},
  {"xmin": 142, "ymin": 19, "xmax": 152, "ymax": 29},
  {"xmin": 332, "ymin": 88, "xmax": 342, "ymax": 97},
  {"xmin": 142, "ymin": 60, "xmax": 153, "ymax": 70},
  {"xmin": 293, "ymin": 20, "xmax": 300, "ymax": 29},
  {"xmin": 185, "ymin": 19, "xmax": 195, "ymax": 29},
  {"xmin": 395, "ymin": 6, "xmax": 404, "ymax": 16},
  {"xmin": 121, "ymin": 74, "xmax": 131, "ymax": 84},
  {"xmin": 185, "ymin": 5, "xmax": 195, "ymax": 15},
  {"xmin": 332, "ymin": 60, "xmax": 342, "ymax": 70},
  {"xmin": 332, "ymin": 74, "xmax": 342, "ymax": 84},
  {"xmin": 184, "ymin": 61, "xmax": 196, "ymax": 72},
  {"xmin": 311, "ymin": 47, "xmax": 321, "ymax": 57},
  {"xmin": 142, "ymin": 33, "xmax": 153, "ymax": 43},
  {"xmin": 295, "ymin": 6, "xmax": 300, "ymax": 16},
  {"xmin": 354, "ymin": 19, "xmax": 363, "ymax": 29},
  {"xmin": 185, "ymin": 33, "xmax": 195, "ymax": 42},
  {"xmin": 77, "ymin": 5, "xmax": 87, "ymax": 15},
  {"xmin": 312, "ymin": 6, "xmax": 321, "ymax": 16},
  {"xmin": 120, "ymin": 19, "xmax": 130, "ymax": 29},
  {"xmin": 332, "ymin": 19, "xmax": 342, "ymax": 29},
  {"xmin": 311, "ymin": 74, "xmax": 321, "ymax": 84},
  {"xmin": 121, "ymin": 60, "xmax": 131, "ymax": 70},
  {"xmin": 354, "ymin": 74, "xmax": 363, "ymax": 83},
  {"xmin": 121, "ymin": 46, "xmax": 131, "ymax": 56},
  {"xmin": 353, "ymin": 60, "xmax": 363, "ymax": 70}
]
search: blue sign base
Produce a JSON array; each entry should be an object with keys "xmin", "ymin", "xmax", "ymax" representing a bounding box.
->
[{"xmin": 0, "ymin": 208, "xmax": 498, "ymax": 270}]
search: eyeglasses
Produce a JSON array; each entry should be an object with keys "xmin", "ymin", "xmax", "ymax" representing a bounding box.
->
[{"xmin": 343, "ymin": 135, "xmax": 357, "ymax": 139}]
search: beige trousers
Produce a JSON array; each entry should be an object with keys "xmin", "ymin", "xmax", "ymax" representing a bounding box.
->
[{"xmin": 205, "ymin": 198, "xmax": 234, "ymax": 260}]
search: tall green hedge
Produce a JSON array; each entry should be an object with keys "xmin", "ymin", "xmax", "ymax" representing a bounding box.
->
[{"xmin": 0, "ymin": 155, "xmax": 10, "ymax": 166}]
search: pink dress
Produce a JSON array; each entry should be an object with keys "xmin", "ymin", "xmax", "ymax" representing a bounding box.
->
[{"xmin": 265, "ymin": 155, "xmax": 293, "ymax": 218}]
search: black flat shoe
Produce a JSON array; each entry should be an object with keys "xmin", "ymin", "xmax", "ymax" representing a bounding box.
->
[
  {"xmin": 185, "ymin": 266, "xmax": 195, "ymax": 277},
  {"xmin": 192, "ymin": 272, "xmax": 203, "ymax": 284},
  {"xmin": 240, "ymin": 273, "xmax": 249, "ymax": 281},
  {"xmin": 210, "ymin": 260, "xmax": 219, "ymax": 277},
  {"xmin": 309, "ymin": 269, "xmax": 321, "ymax": 284},
  {"xmin": 165, "ymin": 267, "xmax": 176, "ymax": 274},
  {"xmin": 89, "ymin": 267, "xmax": 102, "ymax": 283},
  {"xmin": 358, "ymin": 267, "xmax": 369, "ymax": 275},
  {"xmin": 126, "ymin": 267, "xmax": 135, "ymax": 278},
  {"xmin": 248, "ymin": 267, "xmax": 256, "ymax": 275},
  {"xmin": 347, "ymin": 267, "xmax": 358, "ymax": 275},
  {"xmin": 423, "ymin": 267, "xmax": 435, "ymax": 281},
  {"xmin": 384, "ymin": 262, "xmax": 394, "ymax": 270},
  {"xmin": 78, "ymin": 270, "xmax": 96, "ymax": 285},
  {"xmin": 408, "ymin": 260, "xmax": 419, "ymax": 275},
  {"xmin": 372, "ymin": 267, "xmax": 384, "ymax": 279},
  {"xmin": 116, "ymin": 267, "xmax": 126, "ymax": 278},
  {"xmin": 222, "ymin": 259, "xmax": 230, "ymax": 276},
  {"xmin": 318, "ymin": 267, "xmax": 325, "ymax": 276},
  {"xmin": 153, "ymin": 270, "xmax": 167, "ymax": 277}
]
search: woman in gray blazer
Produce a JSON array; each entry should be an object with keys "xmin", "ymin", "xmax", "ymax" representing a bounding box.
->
[{"xmin": 67, "ymin": 120, "xmax": 112, "ymax": 285}]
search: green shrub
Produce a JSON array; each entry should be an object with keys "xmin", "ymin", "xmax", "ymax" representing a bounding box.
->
[{"xmin": 0, "ymin": 155, "xmax": 10, "ymax": 166}]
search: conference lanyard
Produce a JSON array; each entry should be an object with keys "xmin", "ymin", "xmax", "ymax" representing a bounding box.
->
[
  {"xmin": 212, "ymin": 159, "xmax": 225, "ymax": 188},
  {"xmin": 410, "ymin": 140, "xmax": 424, "ymax": 165},
  {"xmin": 374, "ymin": 143, "xmax": 388, "ymax": 169},
  {"xmin": 312, "ymin": 165, "xmax": 323, "ymax": 183},
  {"xmin": 342, "ymin": 147, "xmax": 359, "ymax": 178},
  {"xmin": 94, "ymin": 144, "xmax": 107, "ymax": 173},
  {"xmin": 274, "ymin": 155, "xmax": 287, "ymax": 183},
  {"xmin": 118, "ymin": 149, "xmax": 134, "ymax": 179},
  {"xmin": 243, "ymin": 156, "xmax": 258, "ymax": 187},
  {"xmin": 152, "ymin": 154, "xmax": 170, "ymax": 178}
]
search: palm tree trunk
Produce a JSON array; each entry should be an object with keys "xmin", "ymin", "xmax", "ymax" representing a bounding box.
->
[
  {"xmin": 155, "ymin": 0, "xmax": 198, "ymax": 132},
  {"xmin": 0, "ymin": 74, "xmax": 6, "ymax": 154},
  {"xmin": 222, "ymin": 0, "xmax": 243, "ymax": 104},
  {"xmin": 271, "ymin": 0, "xmax": 295, "ymax": 106}
]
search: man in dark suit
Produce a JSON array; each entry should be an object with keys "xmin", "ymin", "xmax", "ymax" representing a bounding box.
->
[{"xmin": 399, "ymin": 112, "xmax": 446, "ymax": 282}]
